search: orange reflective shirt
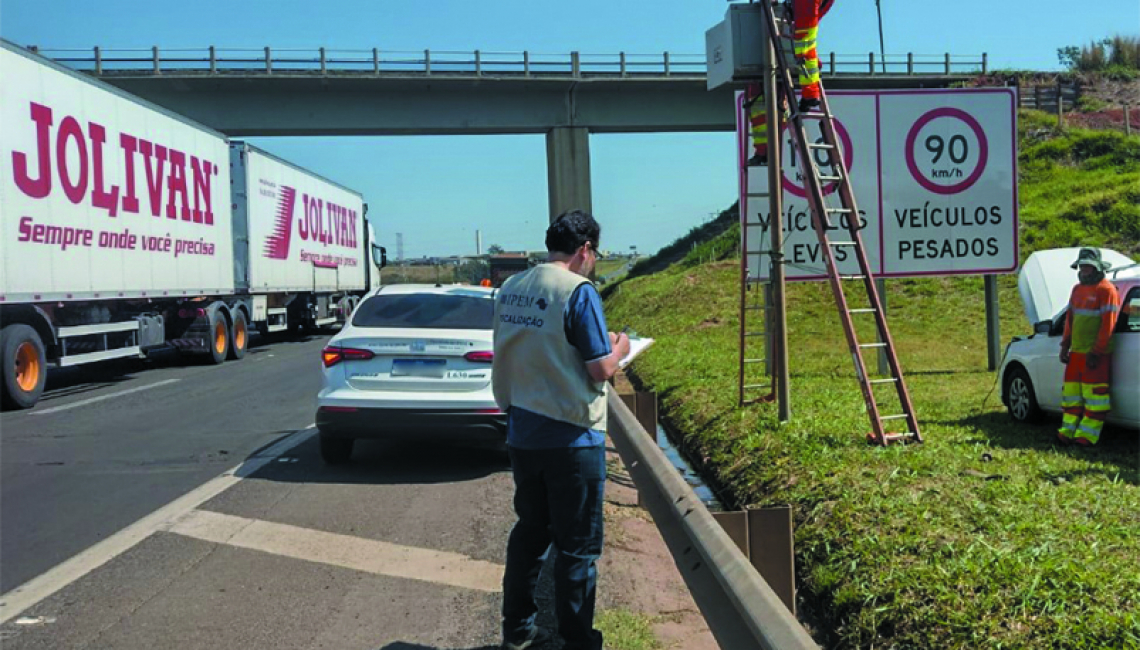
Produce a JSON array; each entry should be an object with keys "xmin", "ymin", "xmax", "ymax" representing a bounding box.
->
[{"xmin": 1062, "ymin": 279, "xmax": 1121, "ymax": 355}]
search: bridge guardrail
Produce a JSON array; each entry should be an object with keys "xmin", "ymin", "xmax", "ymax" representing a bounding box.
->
[
  {"xmin": 606, "ymin": 390, "xmax": 819, "ymax": 650},
  {"xmin": 28, "ymin": 46, "xmax": 986, "ymax": 78}
]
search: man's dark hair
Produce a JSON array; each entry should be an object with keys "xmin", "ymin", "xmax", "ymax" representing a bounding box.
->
[{"xmin": 545, "ymin": 210, "xmax": 601, "ymax": 255}]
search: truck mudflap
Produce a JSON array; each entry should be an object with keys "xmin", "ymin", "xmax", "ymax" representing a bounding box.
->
[
  {"xmin": 167, "ymin": 337, "xmax": 210, "ymax": 353},
  {"xmin": 171, "ymin": 302, "xmax": 231, "ymax": 363}
]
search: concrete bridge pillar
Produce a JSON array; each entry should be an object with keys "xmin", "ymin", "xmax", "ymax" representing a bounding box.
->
[{"xmin": 545, "ymin": 127, "xmax": 592, "ymax": 223}]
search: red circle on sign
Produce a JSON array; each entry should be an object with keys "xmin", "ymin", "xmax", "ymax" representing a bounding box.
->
[
  {"xmin": 781, "ymin": 119, "xmax": 855, "ymax": 199},
  {"xmin": 904, "ymin": 107, "xmax": 989, "ymax": 195}
]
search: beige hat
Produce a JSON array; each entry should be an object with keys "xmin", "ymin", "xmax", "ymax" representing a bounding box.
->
[{"xmin": 1070, "ymin": 247, "xmax": 1112, "ymax": 272}]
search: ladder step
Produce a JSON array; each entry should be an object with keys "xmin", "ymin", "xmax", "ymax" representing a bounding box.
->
[
  {"xmin": 826, "ymin": 208, "xmax": 853, "ymax": 213},
  {"xmin": 807, "ymin": 142, "xmax": 835, "ymax": 150},
  {"xmin": 848, "ymin": 308, "xmax": 877, "ymax": 314},
  {"xmin": 882, "ymin": 432, "xmax": 917, "ymax": 442},
  {"xmin": 743, "ymin": 383, "xmax": 771, "ymax": 390},
  {"xmin": 829, "ymin": 241, "xmax": 857, "ymax": 246},
  {"xmin": 870, "ymin": 378, "xmax": 899, "ymax": 384},
  {"xmin": 746, "ymin": 192, "xmax": 770, "ymax": 198},
  {"xmin": 743, "ymin": 359, "xmax": 766, "ymax": 364},
  {"xmin": 818, "ymin": 175, "xmax": 843, "ymax": 182},
  {"xmin": 859, "ymin": 342, "xmax": 888, "ymax": 349},
  {"xmin": 881, "ymin": 414, "xmax": 910, "ymax": 421},
  {"xmin": 840, "ymin": 274, "xmax": 867, "ymax": 280}
]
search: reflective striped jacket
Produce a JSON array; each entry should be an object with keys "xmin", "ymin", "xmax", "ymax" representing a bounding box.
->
[{"xmin": 1062, "ymin": 279, "xmax": 1121, "ymax": 354}]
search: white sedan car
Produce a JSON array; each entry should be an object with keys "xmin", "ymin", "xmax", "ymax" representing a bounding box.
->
[
  {"xmin": 1000, "ymin": 248, "xmax": 1140, "ymax": 430},
  {"xmin": 315, "ymin": 284, "xmax": 504, "ymax": 463}
]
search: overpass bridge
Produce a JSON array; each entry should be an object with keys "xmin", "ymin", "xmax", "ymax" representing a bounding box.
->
[{"xmin": 38, "ymin": 46, "xmax": 988, "ymax": 220}]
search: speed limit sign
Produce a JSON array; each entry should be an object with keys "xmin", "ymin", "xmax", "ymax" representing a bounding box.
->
[
  {"xmin": 880, "ymin": 89, "xmax": 1017, "ymax": 275},
  {"xmin": 739, "ymin": 88, "xmax": 1018, "ymax": 281}
]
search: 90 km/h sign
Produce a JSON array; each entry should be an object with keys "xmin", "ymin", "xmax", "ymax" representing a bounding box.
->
[{"xmin": 739, "ymin": 88, "xmax": 1018, "ymax": 281}]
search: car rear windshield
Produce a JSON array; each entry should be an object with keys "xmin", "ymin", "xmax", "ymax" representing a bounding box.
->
[{"xmin": 352, "ymin": 293, "xmax": 494, "ymax": 330}]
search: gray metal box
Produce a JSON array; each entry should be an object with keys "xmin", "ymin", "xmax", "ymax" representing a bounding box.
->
[
  {"xmin": 705, "ymin": 3, "xmax": 768, "ymax": 90},
  {"xmin": 137, "ymin": 315, "xmax": 166, "ymax": 350}
]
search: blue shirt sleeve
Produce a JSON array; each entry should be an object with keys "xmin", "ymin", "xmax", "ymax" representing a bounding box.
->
[{"xmin": 564, "ymin": 283, "xmax": 612, "ymax": 363}]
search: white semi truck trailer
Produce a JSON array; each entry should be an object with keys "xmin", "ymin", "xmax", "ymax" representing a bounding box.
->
[{"xmin": 0, "ymin": 41, "xmax": 385, "ymax": 409}]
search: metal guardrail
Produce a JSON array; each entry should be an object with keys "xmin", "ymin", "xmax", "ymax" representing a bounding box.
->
[
  {"xmin": 26, "ymin": 46, "xmax": 987, "ymax": 78},
  {"xmin": 606, "ymin": 391, "xmax": 819, "ymax": 650}
]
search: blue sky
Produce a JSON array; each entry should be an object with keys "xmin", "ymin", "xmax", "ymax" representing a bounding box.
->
[{"xmin": 3, "ymin": 0, "xmax": 1137, "ymax": 258}]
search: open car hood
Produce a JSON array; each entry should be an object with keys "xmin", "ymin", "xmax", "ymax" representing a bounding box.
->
[{"xmin": 1017, "ymin": 247, "xmax": 1135, "ymax": 325}]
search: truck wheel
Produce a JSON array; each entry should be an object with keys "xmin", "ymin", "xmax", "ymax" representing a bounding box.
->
[
  {"xmin": 228, "ymin": 310, "xmax": 249, "ymax": 360},
  {"xmin": 319, "ymin": 433, "xmax": 354, "ymax": 464},
  {"xmin": 2, "ymin": 324, "xmax": 47, "ymax": 410},
  {"xmin": 208, "ymin": 310, "xmax": 229, "ymax": 365}
]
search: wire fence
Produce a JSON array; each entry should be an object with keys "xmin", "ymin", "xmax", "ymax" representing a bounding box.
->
[{"xmin": 27, "ymin": 46, "xmax": 988, "ymax": 78}]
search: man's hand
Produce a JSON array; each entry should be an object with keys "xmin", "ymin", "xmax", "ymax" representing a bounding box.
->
[
  {"xmin": 611, "ymin": 331, "xmax": 631, "ymax": 361},
  {"xmin": 587, "ymin": 331, "xmax": 631, "ymax": 383},
  {"xmin": 1086, "ymin": 353, "xmax": 1100, "ymax": 370},
  {"xmin": 1060, "ymin": 347, "xmax": 1071, "ymax": 364}
]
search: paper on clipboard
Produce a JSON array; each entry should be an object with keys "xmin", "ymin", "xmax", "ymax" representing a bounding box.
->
[{"xmin": 618, "ymin": 337, "xmax": 654, "ymax": 369}]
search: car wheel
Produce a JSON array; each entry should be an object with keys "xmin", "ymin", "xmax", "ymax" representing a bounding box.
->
[
  {"xmin": 319, "ymin": 433, "xmax": 354, "ymax": 464},
  {"xmin": 1005, "ymin": 366, "xmax": 1043, "ymax": 423}
]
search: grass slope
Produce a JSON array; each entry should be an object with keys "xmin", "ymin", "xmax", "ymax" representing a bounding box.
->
[
  {"xmin": 1019, "ymin": 110, "xmax": 1140, "ymax": 257},
  {"xmin": 603, "ymin": 112, "xmax": 1140, "ymax": 648}
]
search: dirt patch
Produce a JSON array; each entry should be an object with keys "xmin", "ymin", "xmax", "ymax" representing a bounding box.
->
[
  {"xmin": 696, "ymin": 317, "xmax": 723, "ymax": 330},
  {"xmin": 599, "ymin": 444, "xmax": 717, "ymax": 650},
  {"xmin": 1065, "ymin": 105, "xmax": 1140, "ymax": 131}
]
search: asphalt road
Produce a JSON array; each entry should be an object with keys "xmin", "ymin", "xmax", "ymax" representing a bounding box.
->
[
  {"xmin": 0, "ymin": 333, "xmax": 331, "ymax": 593},
  {"xmin": 0, "ymin": 331, "xmax": 536, "ymax": 649}
]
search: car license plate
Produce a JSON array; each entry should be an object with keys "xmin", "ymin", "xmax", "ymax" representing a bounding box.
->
[{"xmin": 391, "ymin": 358, "xmax": 446, "ymax": 378}]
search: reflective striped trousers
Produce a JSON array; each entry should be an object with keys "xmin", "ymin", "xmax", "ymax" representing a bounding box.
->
[{"xmin": 1058, "ymin": 352, "xmax": 1111, "ymax": 445}]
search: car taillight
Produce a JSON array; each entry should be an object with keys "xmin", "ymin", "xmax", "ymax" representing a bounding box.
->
[
  {"xmin": 322, "ymin": 346, "xmax": 375, "ymax": 367},
  {"xmin": 464, "ymin": 350, "xmax": 494, "ymax": 363}
]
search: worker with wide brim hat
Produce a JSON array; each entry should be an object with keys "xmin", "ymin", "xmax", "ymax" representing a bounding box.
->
[{"xmin": 1057, "ymin": 246, "xmax": 1121, "ymax": 447}]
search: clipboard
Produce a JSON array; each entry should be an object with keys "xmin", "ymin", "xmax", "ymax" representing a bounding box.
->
[{"xmin": 618, "ymin": 336, "xmax": 654, "ymax": 369}]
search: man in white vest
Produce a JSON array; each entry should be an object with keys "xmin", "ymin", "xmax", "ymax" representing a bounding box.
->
[{"xmin": 493, "ymin": 210, "xmax": 631, "ymax": 650}]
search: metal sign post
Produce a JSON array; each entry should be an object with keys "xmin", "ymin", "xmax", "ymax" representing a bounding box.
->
[
  {"xmin": 984, "ymin": 274, "xmax": 1002, "ymax": 370},
  {"xmin": 764, "ymin": 17, "xmax": 791, "ymax": 423}
]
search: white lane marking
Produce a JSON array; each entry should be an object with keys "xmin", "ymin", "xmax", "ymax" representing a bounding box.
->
[
  {"xmin": 0, "ymin": 425, "xmax": 318, "ymax": 625},
  {"xmin": 32, "ymin": 379, "xmax": 182, "ymax": 416},
  {"xmin": 164, "ymin": 510, "xmax": 504, "ymax": 593}
]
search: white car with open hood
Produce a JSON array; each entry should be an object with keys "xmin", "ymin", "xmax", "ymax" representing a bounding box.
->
[
  {"xmin": 315, "ymin": 284, "xmax": 504, "ymax": 464},
  {"xmin": 999, "ymin": 247, "xmax": 1140, "ymax": 430}
]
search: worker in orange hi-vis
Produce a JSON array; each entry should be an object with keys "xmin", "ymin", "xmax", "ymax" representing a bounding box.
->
[
  {"xmin": 746, "ymin": 82, "xmax": 785, "ymax": 167},
  {"xmin": 792, "ymin": 0, "xmax": 835, "ymax": 113},
  {"xmin": 746, "ymin": 0, "xmax": 834, "ymax": 166},
  {"xmin": 1058, "ymin": 248, "xmax": 1121, "ymax": 447}
]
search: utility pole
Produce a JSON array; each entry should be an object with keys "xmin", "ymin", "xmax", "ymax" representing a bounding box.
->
[
  {"xmin": 875, "ymin": 0, "xmax": 887, "ymax": 74},
  {"xmin": 396, "ymin": 232, "xmax": 405, "ymax": 283},
  {"xmin": 475, "ymin": 230, "xmax": 483, "ymax": 256},
  {"xmin": 764, "ymin": 20, "xmax": 791, "ymax": 423}
]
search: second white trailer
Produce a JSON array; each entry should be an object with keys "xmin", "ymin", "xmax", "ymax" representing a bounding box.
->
[{"xmin": 230, "ymin": 142, "xmax": 373, "ymax": 334}]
